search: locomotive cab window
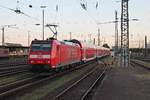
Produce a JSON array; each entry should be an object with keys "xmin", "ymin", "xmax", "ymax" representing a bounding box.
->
[{"xmin": 31, "ymin": 43, "xmax": 51, "ymax": 52}]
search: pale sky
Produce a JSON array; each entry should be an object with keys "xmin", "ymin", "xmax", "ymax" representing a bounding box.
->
[{"xmin": 0, "ymin": 0, "xmax": 150, "ymax": 48}]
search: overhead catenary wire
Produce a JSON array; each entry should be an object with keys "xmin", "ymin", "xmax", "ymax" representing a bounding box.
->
[
  {"xmin": 79, "ymin": 0, "xmax": 101, "ymax": 27},
  {"xmin": 0, "ymin": 4, "xmax": 38, "ymax": 21},
  {"xmin": 79, "ymin": 0, "xmax": 103, "ymax": 46}
]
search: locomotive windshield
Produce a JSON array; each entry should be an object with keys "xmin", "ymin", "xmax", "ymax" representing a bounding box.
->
[{"xmin": 31, "ymin": 43, "xmax": 51, "ymax": 52}]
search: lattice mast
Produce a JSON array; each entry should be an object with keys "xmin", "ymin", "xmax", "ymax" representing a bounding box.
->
[
  {"xmin": 115, "ymin": 10, "xmax": 118, "ymax": 56},
  {"xmin": 121, "ymin": 0, "xmax": 129, "ymax": 67}
]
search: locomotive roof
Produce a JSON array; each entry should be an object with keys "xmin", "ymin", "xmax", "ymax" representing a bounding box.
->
[
  {"xmin": 61, "ymin": 40, "xmax": 79, "ymax": 46},
  {"xmin": 32, "ymin": 40, "xmax": 52, "ymax": 43},
  {"xmin": 32, "ymin": 39, "xmax": 80, "ymax": 47}
]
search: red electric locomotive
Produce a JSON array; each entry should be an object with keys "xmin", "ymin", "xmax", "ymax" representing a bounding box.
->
[{"xmin": 28, "ymin": 38, "xmax": 81, "ymax": 71}]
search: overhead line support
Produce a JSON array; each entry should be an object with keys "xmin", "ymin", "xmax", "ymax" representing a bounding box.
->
[{"xmin": 121, "ymin": 0, "xmax": 129, "ymax": 67}]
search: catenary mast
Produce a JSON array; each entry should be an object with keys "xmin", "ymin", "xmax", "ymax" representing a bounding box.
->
[{"xmin": 121, "ymin": 0, "xmax": 129, "ymax": 67}]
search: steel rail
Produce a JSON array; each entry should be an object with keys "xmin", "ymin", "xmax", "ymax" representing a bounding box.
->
[
  {"xmin": 0, "ymin": 69, "xmax": 29, "ymax": 77},
  {"xmin": 52, "ymin": 64, "xmax": 107, "ymax": 100},
  {"xmin": 131, "ymin": 60, "xmax": 150, "ymax": 71},
  {"xmin": 81, "ymin": 68, "xmax": 106, "ymax": 100},
  {"xmin": 0, "ymin": 62, "xmax": 93, "ymax": 99}
]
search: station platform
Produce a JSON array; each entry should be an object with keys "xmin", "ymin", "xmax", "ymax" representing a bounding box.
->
[{"xmin": 93, "ymin": 64, "xmax": 150, "ymax": 100}]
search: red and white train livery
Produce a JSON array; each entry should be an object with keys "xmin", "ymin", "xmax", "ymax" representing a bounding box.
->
[{"xmin": 28, "ymin": 38, "xmax": 110, "ymax": 71}]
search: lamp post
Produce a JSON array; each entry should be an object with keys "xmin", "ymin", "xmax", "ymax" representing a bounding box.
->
[
  {"xmin": 69, "ymin": 32, "xmax": 72, "ymax": 40},
  {"xmin": 40, "ymin": 6, "xmax": 46, "ymax": 40},
  {"xmin": 2, "ymin": 27, "xmax": 4, "ymax": 45},
  {"xmin": 98, "ymin": 28, "xmax": 100, "ymax": 46},
  {"xmin": 28, "ymin": 31, "xmax": 30, "ymax": 47}
]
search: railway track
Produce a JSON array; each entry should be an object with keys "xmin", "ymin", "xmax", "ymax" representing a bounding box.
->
[
  {"xmin": 0, "ymin": 69, "xmax": 29, "ymax": 77},
  {"xmin": 0, "ymin": 73, "xmax": 53, "ymax": 99},
  {"xmin": 0, "ymin": 65, "xmax": 31, "ymax": 77},
  {"xmin": 0, "ymin": 58, "xmax": 27, "ymax": 67},
  {"xmin": 0, "ymin": 62, "xmax": 93, "ymax": 99},
  {"xmin": 0, "ymin": 72, "xmax": 36, "ymax": 86},
  {"xmin": 0, "ymin": 75, "xmax": 40, "ymax": 94},
  {"xmin": 0, "ymin": 61, "xmax": 27, "ymax": 68},
  {"xmin": 131, "ymin": 60, "xmax": 150, "ymax": 71},
  {"xmin": 140, "ymin": 59, "xmax": 150, "ymax": 63},
  {"xmin": 51, "ymin": 64, "xmax": 107, "ymax": 100},
  {"xmin": 133, "ymin": 58, "xmax": 150, "ymax": 63}
]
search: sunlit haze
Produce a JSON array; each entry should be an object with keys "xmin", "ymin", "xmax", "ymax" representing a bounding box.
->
[{"xmin": 0, "ymin": 0, "xmax": 150, "ymax": 48}]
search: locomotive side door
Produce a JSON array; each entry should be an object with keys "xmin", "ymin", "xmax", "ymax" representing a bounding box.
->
[{"xmin": 57, "ymin": 45, "xmax": 61, "ymax": 66}]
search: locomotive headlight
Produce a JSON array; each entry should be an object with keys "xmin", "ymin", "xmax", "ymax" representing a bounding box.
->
[
  {"xmin": 30, "ymin": 60, "xmax": 34, "ymax": 63},
  {"xmin": 30, "ymin": 55, "xmax": 37, "ymax": 58},
  {"xmin": 43, "ymin": 55, "xmax": 50, "ymax": 59},
  {"xmin": 29, "ymin": 54, "xmax": 50, "ymax": 59},
  {"xmin": 47, "ymin": 60, "xmax": 50, "ymax": 63}
]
